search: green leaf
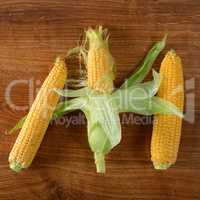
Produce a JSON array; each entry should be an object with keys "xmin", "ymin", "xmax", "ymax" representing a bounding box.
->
[
  {"xmin": 81, "ymin": 96, "xmax": 114, "ymax": 173},
  {"xmin": 53, "ymin": 97, "xmax": 88, "ymax": 119},
  {"xmin": 138, "ymin": 69, "xmax": 161, "ymax": 96},
  {"xmin": 113, "ymin": 83, "xmax": 183, "ymax": 118},
  {"xmin": 115, "ymin": 96, "xmax": 183, "ymax": 117},
  {"xmin": 117, "ymin": 96, "xmax": 183, "ymax": 117},
  {"xmin": 113, "ymin": 70, "xmax": 161, "ymax": 114},
  {"xmin": 82, "ymin": 107, "xmax": 109, "ymax": 154},
  {"xmin": 149, "ymin": 97, "xmax": 184, "ymax": 118},
  {"xmin": 7, "ymin": 115, "xmax": 27, "ymax": 135},
  {"xmin": 87, "ymin": 120, "xmax": 112, "ymax": 155},
  {"xmin": 120, "ymin": 35, "xmax": 167, "ymax": 89},
  {"xmin": 113, "ymin": 91, "xmax": 155, "ymax": 115},
  {"xmin": 54, "ymin": 87, "xmax": 89, "ymax": 97},
  {"xmin": 87, "ymin": 94, "xmax": 121, "ymax": 148}
]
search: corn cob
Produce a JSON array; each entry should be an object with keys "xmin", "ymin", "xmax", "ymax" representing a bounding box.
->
[
  {"xmin": 9, "ymin": 56, "xmax": 67, "ymax": 172},
  {"xmin": 87, "ymin": 26, "xmax": 114, "ymax": 94},
  {"xmin": 151, "ymin": 50, "xmax": 184, "ymax": 170}
]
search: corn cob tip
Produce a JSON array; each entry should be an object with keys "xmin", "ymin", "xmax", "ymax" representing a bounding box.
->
[
  {"xmin": 86, "ymin": 26, "xmax": 108, "ymax": 49},
  {"xmin": 169, "ymin": 49, "xmax": 176, "ymax": 53},
  {"xmin": 94, "ymin": 152, "xmax": 105, "ymax": 173},
  {"xmin": 9, "ymin": 161, "xmax": 22, "ymax": 173},
  {"xmin": 166, "ymin": 49, "xmax": 181, "ymax": 61},
  {"xmin": 54, "ymin": 56, "xmax": 66, "ymax": 66},
  {"xmin": 153, "ymin": 162, "xmax": 172, "ymax": 170}
]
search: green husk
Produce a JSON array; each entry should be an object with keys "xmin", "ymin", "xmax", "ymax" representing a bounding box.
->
[
  {"xmin": 88, "ymin": 94, "xmax": 121, "ymax": 148},
  {"xmin": 95, "ymin": 152, "xmax": 106, "ymax": 173},
  {"xmin": 140, "ymin": 69, "xmax": 161, "ymax": 96},
  {"xmin": 76, "ymin": 101, "xmax": 110, "ymax": 173},
  {"xmin": 53, "ymin": 97, "xmax": 88, "ymax": 119},
  {"xmin": 7, "ymin": 116, "xmax": 27, "ymax": 135},
  {"xmin": 86, "ymin": 95, "xmax": 119, "ymax": 172},
  {"xmin": 85, "ymin": 119, "xmax": 111, "ymax": 173},
  {"xmin": 150, "ymin": 97, "xmax": 184, "ymax": 118},
  {"xmin": 54, "ymin": 87, "xmax": 89, "ymax": 98},
  {"xmin": 113, "ymin": 69, "xmax": 161, "ymax": 114},
  {"xmin": 120, "ymin": 35, "xmax": 167, "ymax": 89}
]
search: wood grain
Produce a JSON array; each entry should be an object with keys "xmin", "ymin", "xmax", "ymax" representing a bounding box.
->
[{"xmin": 0, "ymin": 0, "xmax": 200, "ymax": 200}]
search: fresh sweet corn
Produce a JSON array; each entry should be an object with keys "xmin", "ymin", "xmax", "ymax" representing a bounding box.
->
[
  {"xmin": 9, "ymin": 56, "xmax": 67, "ymax": 172},
  {"xmin": 151, "ymin": 50, "xmax": 184, "ymax": 170},
  {"xmin": 87, "ymin": 26, "xmax": 114, "ymax": 93}
]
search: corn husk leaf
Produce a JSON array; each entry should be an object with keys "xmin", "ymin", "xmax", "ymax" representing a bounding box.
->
[
  {"xmin": 115, "ymin": 94, "xmax": 183, "ymax": 117},
  {"xmin": 87, "ymin": 94, "xmax": 121, "ymax": 148},
  {"xmin": 88, "ymin": 122, "xmax": 111, "ymax": 173},
  {"xmin": 54, "ymin": 87, "xmax": 89, "ymax": 97},
  {"xmin": 149, "ymin": 97, "xmax": 184, "ymax": 118},
  {"xmin": 114, "ymin": 70, "xmax": 161, "ymax": 113},
  {"xmin": 6, "ymin": 115, "xmax": 27, "ymax": 135},
  {"xmin": 53, "ymin": 97, "xmax": 88, "ymax": 119},
  {"xmin": 81, "ymin": 94, "xmax": 118, "ymax": 173},
  {"xmin": 113, "ymin": 69, "xmax": 183, "ymax": 118},
  {"xmin": 139, "ymin": 69, "xmax": 161, "ymax": 96},
  {"xmin": 120, "ymin": 35, "xmax": 166, "ymax": 89}
]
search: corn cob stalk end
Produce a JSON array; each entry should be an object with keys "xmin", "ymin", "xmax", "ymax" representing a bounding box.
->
[
  {"xmin": 94, "ymin": 152, "xmax": 105, "ymax": 173},
  {"xmin": 153, "ymin": 162, "xmax": 171, "ymax": 170},
  {"xmin": 9, "ymin": 161, "xmax": 22, "ymax": 172}
]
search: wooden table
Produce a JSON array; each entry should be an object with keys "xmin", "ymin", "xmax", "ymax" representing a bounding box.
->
[{"xmin": 0, "ymin": 1, "xmax": 199, "ymax": 199}]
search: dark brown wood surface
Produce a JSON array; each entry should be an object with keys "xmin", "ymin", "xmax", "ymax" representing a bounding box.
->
[{"xmin": 0, "ymin": 0, "xmax": 200, "ymax": 200}]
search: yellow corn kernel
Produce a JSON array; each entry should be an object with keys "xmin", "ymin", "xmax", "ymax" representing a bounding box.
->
[
  {"xmin": 86, "ymin": 26, "xmax": 114, "ymax": 93},
  {"xmin": 9, "ymin": 56, "xmax": 67, "ymax": 172},
  {"xmin": 151, "ymin": 50, "xmax": 184, "ymax": 170}
]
